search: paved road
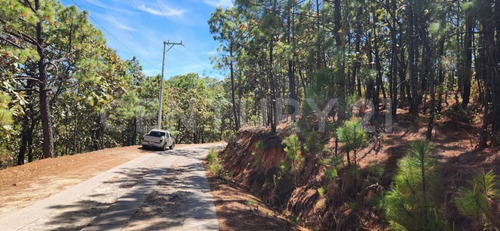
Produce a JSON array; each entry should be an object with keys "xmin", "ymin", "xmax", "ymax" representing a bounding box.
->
[{"xmin": 0, "ymin": 144, "xmax": 224, "ymax": 231}]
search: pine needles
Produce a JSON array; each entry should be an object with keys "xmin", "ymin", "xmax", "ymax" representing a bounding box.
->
[
  {"xmin": 454, "ymin": 170, "xmax": 500, "ymax": 228},
  {"xmin": 382, "ymin": 140, "xmax": 448, "ymax": 230}
]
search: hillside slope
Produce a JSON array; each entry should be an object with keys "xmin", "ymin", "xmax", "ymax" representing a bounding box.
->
[{"xmin": 216, "ymin": 113, "xmax": 500, "ymax": 230}]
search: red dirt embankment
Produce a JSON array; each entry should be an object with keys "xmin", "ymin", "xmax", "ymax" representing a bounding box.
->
[
  {"xmin": 220, "ymin": 128, "xmax": 369, "ymax": 230},
  {"xmin": 218, "ymin": 116, "xmax": 500, "ymax": 230}
]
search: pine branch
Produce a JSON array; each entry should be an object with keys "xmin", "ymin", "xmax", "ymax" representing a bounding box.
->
[
  {"xmin": 15, "ymin": 76, "xmax": 43, "ymax": 85},
  {"xmin": 0, "ymin": 36, "xmax": 23, "ymax": 49},
  {"xmin": 21, "ymin": 0, "xmax": 36, "ymax": 13},
  {"xmin": 0, "ymin": 18, "xmax": 39, "ymax": 47}
]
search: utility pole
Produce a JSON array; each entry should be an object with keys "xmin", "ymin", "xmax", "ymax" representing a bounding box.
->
[{"xmin": 158, "ymin": 40, "xmax": 183, "ymax": 129}]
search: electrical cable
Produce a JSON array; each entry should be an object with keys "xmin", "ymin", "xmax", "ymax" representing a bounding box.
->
[{"xmin": 70, "ymin": 0, "xmax": 154, "ymax": 66}]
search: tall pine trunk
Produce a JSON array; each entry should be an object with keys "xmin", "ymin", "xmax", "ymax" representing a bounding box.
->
[
  {"xmin": 353, "ymin": 3, "xmax": 362, "ymax": 97},
  {"xmin": 229, "ymin": 44, "xmax": 239, "ymax": 131},
  {"xmin": 408, "ymin": 0, "xmax": 419, "ymax": 118},
  {"xmin": 288, "ymin": 5, "xmax": 296, "ymax": 122},
  {"xmin": 389, "ymin": 0, "xmax": 398, "ymax": 120},
  {"xmin": 270, "ymin": 37, "xmax": 277, "ymax": 133},
  {"xmin": 461, "ymin": 9, "xmax": 474, "ymax": 108},
  {"xmin": 35, "ymin": 2, "xmax": 54, "ymax": 159}
]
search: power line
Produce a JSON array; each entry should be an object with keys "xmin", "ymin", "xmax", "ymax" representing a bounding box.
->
[
  {"xmin": 154, "ymin": 0, "xmax": 172, "ymax": 28},
  {"xmin": 129, "ymin": 0, "xmax": 216, "ymax": 72},
  {"xmin": 128, "ymin": 0, "xmax": 166, "ymax": 43},
  {"xmin": 128, "ymin": 0, "xmax": 174, "ymax": 70},
  {"xmin": 128, "ymin": 0, "xmax": 154, "ymax": 27},
  {"xmin": 181, "ymin": 47, "xmax": 216, "ymax": 70},
  {"xmin": 108, "ymin": 12, "xmax": 155, "ymax": 56},
  {"xmin": 129, "ymin": 0, "xmax": 167, "ymax": 43},
  {"xmin": 70, "ymin": 0, "xmax": 154, "ymax": 66},
  {"xmin": 92, "ymin": 0, "xmax": 216, "ymax": 76}
]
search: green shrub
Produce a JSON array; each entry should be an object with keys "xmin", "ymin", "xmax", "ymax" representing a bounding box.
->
[
  {"xmin": 305, "ymin": 130, "xmax": 323, "ymax": 153},
  {"xmin": 206, "ymin": 148, "xmax": 217, "ymax": 164},
  {"xmin": 279, "ymin": 160, "xmax": 289, "ymax": 175},
  {"xmin": 336, "ymin": 118, "xmax": 368, "ymax": 166},
  {"xmin": 206, "ymin": 148, "xmax": 224, "ymax": 176},
  {"xmin": 283, "ymin": 134, "xmax": 303, "ymax": 173},
  {"xmin": 382, "ymin": 140, "xmax": 449, "ymax": 230},
  {"xmin": 317, "ymin": 187, "xmax": 326, "ymax": 197},
  {"xmin": 325, "ymin": 155, "xmax": 342, "ymax": 182},
  {"xmin": 209, "ymin": 162, "xmax": 221, "ymax": 175},
  {"xmin": 454, "ymin": 170, "xmax": 499, "ymax": 226}
]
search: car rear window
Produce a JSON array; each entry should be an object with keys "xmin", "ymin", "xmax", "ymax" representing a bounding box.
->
[{"xmin": 149, "ymin": 131, "xmax": 165, "ymax": 137}]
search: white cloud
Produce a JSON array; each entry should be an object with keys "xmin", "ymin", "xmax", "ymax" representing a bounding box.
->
[
  {"xmin": 103, "ymin": 14, "xmax": 135, "ymax": 31},
  {"xmin": 85, "ymin": 0, "xmax": 107, "ymax": 8},
  {"xmin": 139, "ymin": 4, "xmax": 186, "ymax": 17},
  {"xmin": 83, "ymin": 0, "xmax": 133, "ymax": 15},
  {"xmin": 204, "ymin": 0, "xmax": 233, "ymax": 8}
]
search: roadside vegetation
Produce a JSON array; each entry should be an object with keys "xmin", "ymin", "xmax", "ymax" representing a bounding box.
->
[
  {"xmin": 0, "ymin": 1, "xmax": 237, "ymax": 168},
  {"xmin": 206, "ymin": 0, "xmax": 500, "ymax": 229},
  {"xmin": 1, "ymin": 0, "xmax": 500, "ymax": 229},
  {"xmin": 206, "ymin": 148, "xmax": 223, "ymax": 177},
  {"xmin": 216, "ymin": 118, "xmax": 500, "ymax": 230}
]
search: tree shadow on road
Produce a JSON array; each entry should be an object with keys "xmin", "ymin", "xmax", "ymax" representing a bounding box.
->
[{"xmin": 40, "ymin": 155, "xmax": 219, "ymax": 230}]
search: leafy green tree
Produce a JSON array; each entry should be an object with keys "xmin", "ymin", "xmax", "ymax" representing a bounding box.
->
[
  {"xmin": 163, "ymin": 73, "xmax": 229, "ymax": 143},
  {"xmin": 0, "ymin": 0, "xmax": 62, "ymax": 158},
  {"xmin": 209, "ymin": 7, "xmax": 242, "ymax": 130}
]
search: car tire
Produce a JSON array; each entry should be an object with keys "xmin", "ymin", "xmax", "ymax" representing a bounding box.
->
[
  {"xmin": 161, "ymin": 143, "xmax": 167, "ymax": 151},
  {"xmin": 170, "ymin": 141, "xmax": 175, "ymax": 150}
]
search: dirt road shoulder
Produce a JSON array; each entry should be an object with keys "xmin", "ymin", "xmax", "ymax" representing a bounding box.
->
[
  {"xmin": 0, "ymin": 145, "xmax": 148, "ymax": 218},
  {"xmin": 204, "ymin": 161, "xmax": 308, "ymax": 231}
]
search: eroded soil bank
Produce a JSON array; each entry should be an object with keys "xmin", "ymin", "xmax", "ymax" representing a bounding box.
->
[{"xmin": 216, "ymin": 118, "xmax": 500, "ymax": 230}]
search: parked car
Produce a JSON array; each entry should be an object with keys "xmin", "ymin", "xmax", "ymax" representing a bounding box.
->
[{"xmin": 142, "ymin": 129, "xmax": 175, "ymax": 151}]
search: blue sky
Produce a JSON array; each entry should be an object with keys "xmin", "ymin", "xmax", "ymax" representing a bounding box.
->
[{"xmin": 60, "ymin": 0, "xmax": 233, "ymax": 79}]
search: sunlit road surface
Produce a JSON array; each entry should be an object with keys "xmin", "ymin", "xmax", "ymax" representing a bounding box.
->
[{"xmin": 0, "ymin": 143, "xmax": 225, "ymax": 231}]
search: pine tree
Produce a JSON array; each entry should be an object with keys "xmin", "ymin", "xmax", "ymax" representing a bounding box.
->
[{"xmin": 382, "ymin": 140, "xmax": 448, "ymax": 230}]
